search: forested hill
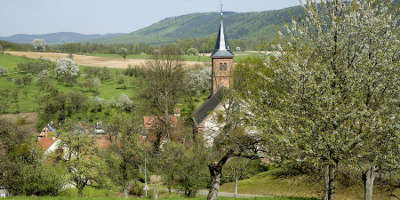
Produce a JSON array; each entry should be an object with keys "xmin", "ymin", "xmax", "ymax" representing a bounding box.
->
[
  {"xmin": 94, "ymin": 6, "xmax": 304, "ymax": 45},
  {"xmin": 0, "ymin": 32, "xmax": 123, "ymax": 45}
]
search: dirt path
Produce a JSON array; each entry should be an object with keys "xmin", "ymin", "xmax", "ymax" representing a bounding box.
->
[{"xmin": 5, "ymin": 51, "xmax": 206, "ymax": 69}]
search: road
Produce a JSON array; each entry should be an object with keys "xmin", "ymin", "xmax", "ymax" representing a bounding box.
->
[{"xmin": 157, "ymin": 187, "xmax": 269, "ymax": 198}]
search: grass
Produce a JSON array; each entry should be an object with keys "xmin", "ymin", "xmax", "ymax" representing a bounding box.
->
[
  {"xmin": 220, "ymin": 169, "xmax": 400, "ymax": 200},
  {"xmin": 5, "ymin": 198, "xmax": 316, "ymax": 200},
  {"xmin": 4, "ymin": 186, "xmax": 317, "ymax": 200},
  {"xmin": 0, "ymin": 53, "xmax": 140, "ymax": 113}
]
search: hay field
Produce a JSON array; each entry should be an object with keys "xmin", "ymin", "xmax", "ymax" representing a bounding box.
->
[{"xmin": 5, "ymin": 51, "xmax": 206, "ymax": 69}]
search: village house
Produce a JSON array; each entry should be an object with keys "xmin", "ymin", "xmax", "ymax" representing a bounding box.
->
[
  {"xmin": 143, "ymin": 108, "xmax": 182, "ymax": 144},
  {"xmin": 0, "ymin": 186, "xmax": 7, "ymax": 198}
]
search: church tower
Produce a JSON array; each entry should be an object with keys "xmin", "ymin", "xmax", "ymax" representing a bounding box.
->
[{"xmin": 210, "ymin": 8, "xmax": 234, "ymax": 94}]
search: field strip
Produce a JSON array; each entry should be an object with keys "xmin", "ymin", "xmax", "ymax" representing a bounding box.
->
[{"xmin": 5, "ymin": 51, "xmax": 206, "ymax": 69}]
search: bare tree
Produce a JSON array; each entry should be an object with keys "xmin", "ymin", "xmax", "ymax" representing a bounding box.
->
[{"xmin": 142, "ymin": 45, "xmax": 186, "ymax": 151}]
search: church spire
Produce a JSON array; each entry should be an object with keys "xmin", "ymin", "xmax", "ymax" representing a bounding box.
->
[{"xmin": 211, "ymin": 4, "xmax": 234, "ymax": 59}]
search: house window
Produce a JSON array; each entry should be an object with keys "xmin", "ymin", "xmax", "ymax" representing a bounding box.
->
[{"xmin": 219, "ymin": 63, "xmax": 227, "ymax": 71}]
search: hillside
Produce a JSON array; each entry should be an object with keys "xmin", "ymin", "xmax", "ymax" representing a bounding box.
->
[
  {"xmin": 0, "ymin": 32, "xmax": 123, "ymax": 45},
  {"xmin": 94, "ymin": 6, "xmax": 303, "ymax": 45},
  {"xmin": 220, "ymin": 169, "xmax": 400, "ymax": 200}
]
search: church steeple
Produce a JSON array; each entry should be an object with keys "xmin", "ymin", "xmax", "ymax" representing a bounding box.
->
[
  {"xmin": 210, "ymin": 5, "xmax": 234, "ymax": 94},
  {"xmin": 211, "ymin": 6, "xmax": 234, "ymax": 59}
]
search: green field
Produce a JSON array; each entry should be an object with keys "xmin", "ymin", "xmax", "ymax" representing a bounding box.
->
[
  {"xmin": 0, "ymin": 52, "xmax": 209, "ymax": 125},
  {"xmin": 3, "ymin": 186, "xmax": 316, "ymax": 200},
  {"xmin": 5, "ymin": 197, "xmax": 315, "ymax": 200},
  {"xmin": 0, "ymin": 53, "xmax": 140, "ymax": 113},
  {"xmin": 220, "ymin": 169, "xmax": 400, "ymax": 200}
]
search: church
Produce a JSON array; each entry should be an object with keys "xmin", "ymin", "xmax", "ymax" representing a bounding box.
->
[{"xmin": 192, "ymin": 11, "xmax": 235, "ymax": 143}]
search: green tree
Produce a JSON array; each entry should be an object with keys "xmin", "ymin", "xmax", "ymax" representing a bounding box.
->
[
  {"xmin": 223, "ymin": 158, "xmax": 251, "ymax": 198},
  {"xmin": 59, "ymin": 122, "xmax": 100, "ymax": 197},
  {"xmin": 102, "ymin": 113, "xmax": 143, "ymax": 199},
  {"xmin": 0, "ymin": 66, "xmax": 8, "ymax": 77},
  {"xmin": 119, "ymin": 48, "xmax": 128, "ymax": 60},
  {"xmin": 242, "ymin": 1, "xmax": 400, "ymax": 200},
  {"xmin": 158, "ymin": 142, "xmax": 185, "ymax": 197},
  {"xmin": 186, "ymin": 47, "xmax": 199, "ymax": 56},
  {"xmin": 0, "ymin": 120, "xmax": 67, "ymax": 196},
  {"xmin": 176, "ymin": 143, "xmax": 209, "ymax": 197},
  {"xmin": 0, "ymin": 89, "xmax": 10, "ymax": 113}
]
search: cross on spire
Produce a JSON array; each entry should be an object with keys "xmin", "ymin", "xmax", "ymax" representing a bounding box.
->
[
  {"xmin": 220, "ymin": 1, "xmax": 223, "ymax": 16},
  {"xmin": 211, "ymin": 1, "xmax": 234, "ymax": 59}
]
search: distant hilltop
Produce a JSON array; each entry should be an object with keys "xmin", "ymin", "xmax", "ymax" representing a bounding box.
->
[
  {"xmin": 0, "ymin": 6, "xmax": 304, "ymax": 45},
  {"xmin": 93, "ymin": 6, "xmax": 303, "ymax": 45},
  {"xmin": 0, "ymin": 32, "xmax": 124, "ymax": 45}
]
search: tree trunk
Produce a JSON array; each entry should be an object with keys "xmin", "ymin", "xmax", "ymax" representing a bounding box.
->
[
  {"xmin": 122, "ymin": 163, "xmax": 129, "ymax": 199},
  {"xmin": 123, "ymin": 186, "xmax": 129, "ymax": 199},
  {"xmin": 207, "ymin": 151, "xmax": 233, "ymax": 200},
  {"xmin": 207, "ymin": 163, "xmax": 223, "ymax": 200},
  {"xmin": 78, "ymin": 188, "xmax": 84, "ymax": 197},
  {"xmin": 234, "ymin": 177, "xmax": 238, "ymax": 198},
  {"xmin": 168, "ymin": 185, "xmax": 171, "ymax": 198},
  {"xmin": 164, "ymin": 92, "xmax": 170, "ymax": 141},
  {"xmin": 153, "ymin": 184, "xmax": 159, "ymax": 200},
  {"xmin": 324, "ymin": 161, "xmax": 337, "ymax": 200},
  {"xmin": 362, "ymin": 166, "xmax": 376, "ymax": 200}
]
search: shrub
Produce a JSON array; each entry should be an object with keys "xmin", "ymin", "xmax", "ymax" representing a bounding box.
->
[
  {"xmin": 15, "ymin": 117, "xmax": 27, "ymax": 126},
  {"xmin": 20, "ymin": 164, "xmax": 68, "ymax": 196},
  {"xmin": 37, "ymin": 70, "xmax": 50, "ymax": 84},
  {"xmin": 84, "ymin": 67, "xmax": 101, "ymax": 78},
  {"xmin": 17, "ymin": 60, "xmax": 55, "ymax": 74},
  {"xmin": 129, "ymin": 181, "xmax": 144, "ymax": 196},
  {"xmin": 0, "ymin": 66, "xmax": 8, "ymax": 76},
  {"xmin": 118, "ymin": 94, "xmax": 133, "ymax": 111},
  {"xmin": 124, "ymin": 65, "xmax": 146, "ymax": 78},
  {"xmin": 84, "ymin": 67, "xmax": 111, "ymax": 81},
  {"xmin": 186, "ymin": 47, "xmax": 199, "ymax": 56}
]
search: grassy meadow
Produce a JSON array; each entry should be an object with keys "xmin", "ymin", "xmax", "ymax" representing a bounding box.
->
[
  {"xmin": 5, "ymin": 197, "xmax": 316, "ymax": 200},
  {"xmin": 0, "ymin": 52, "xmax": 209, "ymax": 118},
  {"xmin": 0, "ymin": 53, "xmax": 143, "ymax": 113},
  {"xmin": 220, "ymin": 169, "xmax": 400, "ymax": 200},
  {"xmin": 3, "ymin": 185, "xmax": 317, "ymax": 200}
]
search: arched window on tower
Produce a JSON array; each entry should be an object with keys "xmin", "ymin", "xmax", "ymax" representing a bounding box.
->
[{"xmin": 219, "ymin": 63, "xmax": 227, "ymax": 71}]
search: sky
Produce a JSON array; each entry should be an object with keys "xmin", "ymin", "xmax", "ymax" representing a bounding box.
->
[{"xmin": 0, "ymin": 0, "xmax": 300, "ymax": 37}]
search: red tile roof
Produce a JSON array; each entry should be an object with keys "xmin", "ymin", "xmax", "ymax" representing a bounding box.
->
[
  {"xmin": 39, "ymin": 137, "xmax": 57, "ymax": 150},
  {"xmin": 143, "ymin": 116, "xmax": 178, "ymax": 129},
  {"xmin": 94, "ymin": 136, "xmax": 112, "ymax": 150}
]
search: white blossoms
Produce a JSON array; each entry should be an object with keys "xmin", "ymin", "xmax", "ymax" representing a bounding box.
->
[
  {"xmin": 55, "ymin": 58, "xmax": 79, "ymax": 78},
  {"xmin": 32, "ymin": 39, "xmax": 46, "ymax": 51}
]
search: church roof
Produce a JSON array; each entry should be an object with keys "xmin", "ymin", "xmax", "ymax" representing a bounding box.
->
[
  {"xmin": 192, "ymin": 87, "xmax": 225, "ymax": 126},
  {"xmin": 211, "ymin": 13, "xmax": 234, "ymax": 59}
]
